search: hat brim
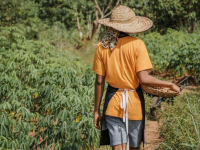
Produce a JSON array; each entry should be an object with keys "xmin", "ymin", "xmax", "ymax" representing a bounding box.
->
[{"xmin": 97, "ymin": 16, "xmax": 153, "ymax": 33}]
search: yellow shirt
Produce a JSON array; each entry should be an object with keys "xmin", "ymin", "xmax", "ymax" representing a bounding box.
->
[{"xmin": 92, "ymin": 36, "xmax": 152, "ymax": 120}]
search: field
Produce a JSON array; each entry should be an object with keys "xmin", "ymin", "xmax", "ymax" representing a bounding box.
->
[{"xmin": 0, "ymin": 0, "xmax": 200, "ymax": 150}]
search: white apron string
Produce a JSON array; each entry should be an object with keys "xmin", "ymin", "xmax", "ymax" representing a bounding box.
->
[{"xmin": 119, "ymin": 88, "xmax": 136, "ymax": 150}]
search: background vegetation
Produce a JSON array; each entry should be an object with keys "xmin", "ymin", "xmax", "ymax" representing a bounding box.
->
[{"xmin": 0, "ymin": 0, "xmax": 199, "ymax": 149}]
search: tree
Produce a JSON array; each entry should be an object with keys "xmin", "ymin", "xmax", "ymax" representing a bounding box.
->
[{"xmin": 0, "ymin": 0, "xmax": 37, "ymax": 27}]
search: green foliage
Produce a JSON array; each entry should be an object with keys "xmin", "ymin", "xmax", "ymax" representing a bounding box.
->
[
  {"xmin": 0, "ymin": 26, "xmax": 98, "ymax": 149},
  {"xmin": 126, "ymin": 0, "xmax": 200, "ymax": 33},
  {"xmin": 0, "ymin": 1, "xmax": 200, "ymax": 149},
  {"xmin": 38, "ymin": 21, "xmax": 84, "ymax": 50},
  {"xmin": 37, "ymin": 0, "xmax": 200, "ymax": 33},
  {"xmin": 37, "ymin": 0, "xmax": 94, "ymax": 29},
  {"xmin": 141, "ymin": 29, "xmax": 200, "ymax": 83},
  {"xmin": 158, "ymin": 93, "xmax": 200, "ymax": 149},
  {"xmin": 0, "ymin": 0, "xmax": 38, "ymax": 27}
]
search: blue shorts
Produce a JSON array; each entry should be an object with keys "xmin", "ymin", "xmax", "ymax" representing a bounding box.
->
[{"xmin": 105, "ymin": 115, "xmax": 143, "ymax": 147}]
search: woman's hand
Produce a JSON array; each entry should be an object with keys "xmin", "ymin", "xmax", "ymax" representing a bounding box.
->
[
  {"xmin": 170, "ymin": 83, "xmax": 181, "ymax": 94},
  {"xmin": 94, "ymin": 112, "xmax": 102, "ymax": 130}
]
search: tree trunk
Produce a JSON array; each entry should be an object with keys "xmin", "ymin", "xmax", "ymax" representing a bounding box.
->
[
  {"xmin": 91, "ymin": 6, "xmax": 99, "ymax": 40},
  {"xmin": 91, "ymin": 20, "xmax": 98, "ymax": 40},
  {"xmin": 190, "ymin": 19, "xmax": 194, "ymax": 33},
  {"xmin": 85, "ymin": 15, "xmax": 91, "ymax": 41},
  {"xmin": 75, "ymin": 9, "xmax": 83, "ymax": 39},
  {"xmin": 188, "ymin": 19, "xmax": 194, "ymax": 33}
]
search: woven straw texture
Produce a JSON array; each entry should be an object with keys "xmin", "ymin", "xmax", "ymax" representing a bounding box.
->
[
  {"xmin": 141, "ymin": 85, "xmax": 178, "ymax": 98},
  {"xmin": 97, "ymin": 5, "xmax": 153, "ymax": 33}
]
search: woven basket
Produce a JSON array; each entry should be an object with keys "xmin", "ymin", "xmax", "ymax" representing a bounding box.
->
[{"xmin": 141, "ymin": 85, "xmax": 178, "ymax": 98}]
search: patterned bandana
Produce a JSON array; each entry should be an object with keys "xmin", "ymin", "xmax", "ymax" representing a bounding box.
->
[{"xmin": 101, "ymin": 27, "xmax": 120, "ymax": 51}]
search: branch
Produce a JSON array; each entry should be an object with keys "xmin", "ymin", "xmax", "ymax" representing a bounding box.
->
[
  {"xmin": 56, "ymin": 3, "xmax": 66, "ymax": 8},
  {"xmin": 94, "ymin": 0, "xmax": 104, "ymax": 17},
  {"xmin": 104, "ymin": 0, "xmax": 120, "ymax": 18},
  {"xmin": 75, "ymin": 9, "xmax": 83, "ymax": 39},
  {"xmin": 104, "ymin": 0, "xmax": 112, "ymax": 14}
]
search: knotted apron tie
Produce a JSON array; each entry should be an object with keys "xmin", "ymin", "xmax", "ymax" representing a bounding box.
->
[{"xmin": 118, "ymin": 88, "xmax": 136, "ymax": 150}]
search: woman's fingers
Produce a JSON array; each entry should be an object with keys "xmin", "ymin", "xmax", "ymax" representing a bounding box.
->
[
  {"xmin": 94, "ymin": 113, "xmax": 101, "ymax": 130},
  {"xmin": 95, "ymin": 120, "xmax": 101, "ymax": 130},
  {"xmin": 171, "ymin": 84, "xmax": 181, "ymax": 94}
]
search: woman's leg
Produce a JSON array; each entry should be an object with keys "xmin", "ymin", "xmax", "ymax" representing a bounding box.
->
[
  {"xmin": 112, "ymin": 143, "xmax": 126, "ymax": 150},
  {"xmin": 128, "ymin": 120, "xmax": 143, "ymax": 150},
  {"xmin": 105, "ymin": 116, "xmax": 127, "ymax": 150},
  {"xmin": 130, "ymin": 146, "xmax": 140, "ymax": 150},
  {"xmin": 112, "ymin": 144, "xmax": 140, "ymax": 150}
]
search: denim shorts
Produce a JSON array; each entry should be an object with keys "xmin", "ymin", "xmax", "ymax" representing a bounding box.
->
[{"xmin": 105, "ymin": 115, "xmax": 143, "ymax": 147}]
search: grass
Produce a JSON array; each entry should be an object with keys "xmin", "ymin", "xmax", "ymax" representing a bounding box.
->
[
  {"xmin": 38, "ymin": 21, "xmax": 97, "ymax": 67},
  {"xmin": 69, "ymin": 40, "xmax": 97, "ymax": 65},
  {"xmin": 156, "ymin": 93, "xmax": 200, "ymax": 149}
]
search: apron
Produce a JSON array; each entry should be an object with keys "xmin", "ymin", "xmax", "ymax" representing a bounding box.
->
[{"xmin": 99, "ymin": 84, "xmax": 145, "ymax": 147}]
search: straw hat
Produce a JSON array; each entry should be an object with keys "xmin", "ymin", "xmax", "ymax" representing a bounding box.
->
[{"xmin": 97, "ymin": 5, "xmax": 153, "ymax": 33}]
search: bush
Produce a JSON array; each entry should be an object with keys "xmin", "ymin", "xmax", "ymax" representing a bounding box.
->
[
  {"xmin": 141, "ymin": 29, "xmax": 200, "ymax": 83},
  {"xmin": 0, "ymin": 26, "xmax": 98, "ymax": 149}
]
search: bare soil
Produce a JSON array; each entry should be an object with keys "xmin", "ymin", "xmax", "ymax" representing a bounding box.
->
[{"xmin": 144, "ymin": 120, "xmax": 161, "ymax": 150}]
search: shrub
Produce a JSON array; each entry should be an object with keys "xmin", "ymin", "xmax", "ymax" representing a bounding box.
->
[
  {"xmin": 141, "ymin": 29, "xmax": 200, "ymax": 83},
  {"xmin": 0, "ymin": 26, "xmax": 98, "ymax": 149}
]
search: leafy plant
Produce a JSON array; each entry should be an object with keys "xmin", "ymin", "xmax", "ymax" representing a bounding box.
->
[
  {"xmin": 140, "ymin": 29, "xmax": 200, "ymax": 83},
  {"xmin": 0, "ymin": 26, "xmax": 99, "ymax": 149}
]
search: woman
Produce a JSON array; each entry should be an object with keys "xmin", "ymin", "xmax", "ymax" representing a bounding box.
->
[{"xmin": 92, "ymin": 5, "xmax": 180, "ymax": 150}]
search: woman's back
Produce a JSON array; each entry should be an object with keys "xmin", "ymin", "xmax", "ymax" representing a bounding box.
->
[{"xmin": 93, "ymin": 36, "xmax": 152, "ymax": 90}]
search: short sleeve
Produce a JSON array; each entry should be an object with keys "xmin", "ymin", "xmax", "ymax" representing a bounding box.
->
[
  {"xmin": 135, "ymin": 41, "xmax": 153, "ymax": 73},
  {"xmin": 92, "ymin": 45, "xmax": 106, "ymax": 76}
]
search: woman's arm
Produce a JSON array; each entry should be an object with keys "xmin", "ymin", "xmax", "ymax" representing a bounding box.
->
[
  {"xmin": 137, "ymin": 70, "xmax": 180, "ymax": 93},
  {"xmin": 94, "ymin": 74, "xmax": 105, "ymax": 129}
]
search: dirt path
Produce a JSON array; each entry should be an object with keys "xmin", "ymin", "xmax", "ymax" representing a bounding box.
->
[{"xmin": 144, "ymin": 120, "xmax": 160, "ymax": 150}]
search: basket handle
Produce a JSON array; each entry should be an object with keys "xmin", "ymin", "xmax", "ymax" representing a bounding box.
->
[{"xmin": 180, "ymin": 83, "xmax": 189, "ymax": 92}]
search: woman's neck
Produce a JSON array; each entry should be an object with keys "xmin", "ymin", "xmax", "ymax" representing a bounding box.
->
[{"xmin": 118, "ymin": 32, "xmax": 129, "ymax": 38}]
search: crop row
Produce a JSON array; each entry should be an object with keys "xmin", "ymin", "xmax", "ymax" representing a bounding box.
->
[{"xmin": 0, "ymin": 27, "xmax": 98, "ymax": 149}]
